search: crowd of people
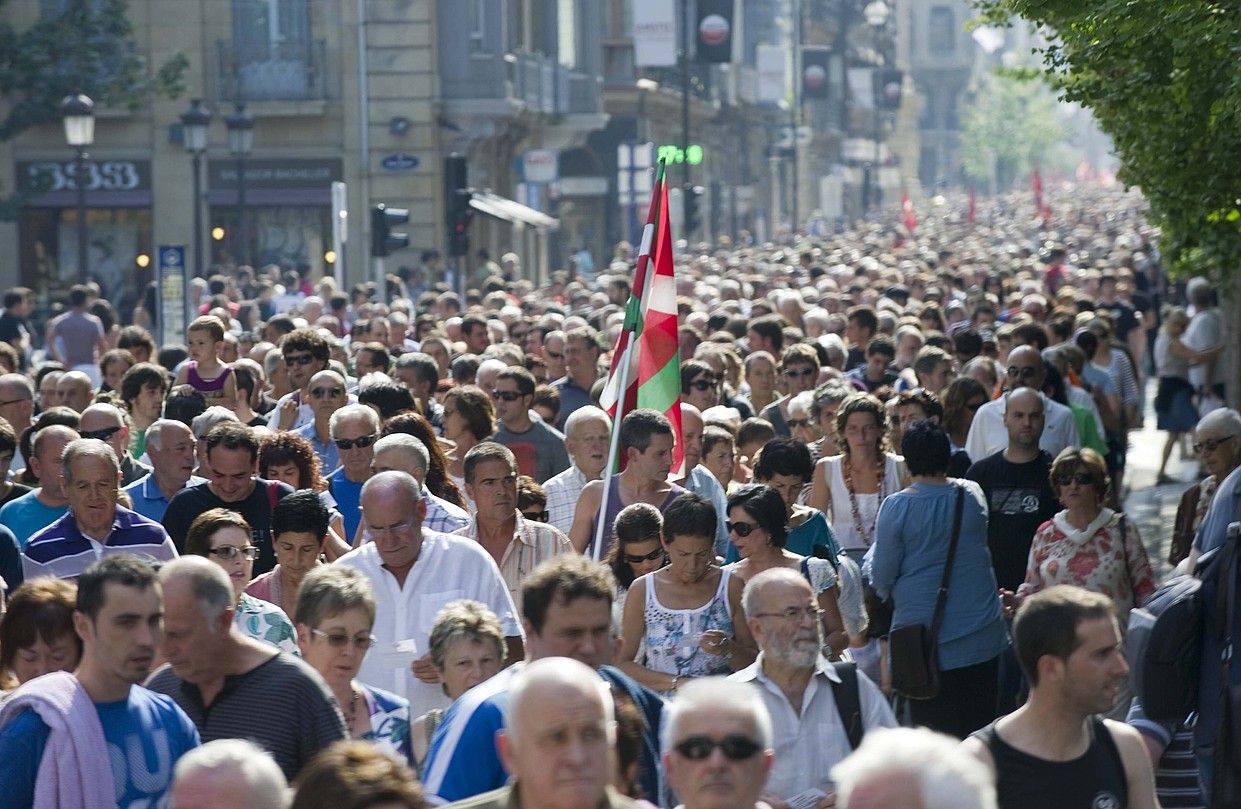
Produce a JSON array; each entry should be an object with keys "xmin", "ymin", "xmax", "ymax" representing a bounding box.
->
[{"xmin": 0, "ymin": 184, "xmax": 1232, "ymax": 808}]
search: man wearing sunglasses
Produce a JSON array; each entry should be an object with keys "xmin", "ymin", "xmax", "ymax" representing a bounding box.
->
[
  {"xmin": 964, "ymin": 345, "xmax": 1080, "ymax": 464},
  {"xmin": 492, "ymin": 367, "xmax": 570, "ymax": 485},
  {"xmin": 664, "ymin": 677, "xmax": 775, "ymax": 809},
  {"xmin": 79, "ymin": 402, "xmax": 151, "ymax": 487},
  {"xmin": 295, "ymin": 369, "xmax": 347, "ymax": 474},
  {"xmin": 328, "ymin": 404, "xmax": 381, "ymax": 542},
  {"xmin": 266, "ymin": 329, "xmax": 331, "ymax": 432},
  {"xmin": 730, "ymin": 568, "xmax": 895, "ymax": 809}
]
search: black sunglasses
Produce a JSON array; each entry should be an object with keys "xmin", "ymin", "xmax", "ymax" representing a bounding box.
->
[
  {"xmin": 81, "ymin": 425, "xmax": 122, "ymax": 442},
  {"xmin": 285, "ymin": 353, "xmax": 317, "ymax": 367},
  {"xmin": 334, "ymin": 434, "xmax": 378, "ymax": 450},
  {"xmin": 1054, "ymin": 472, "xmax": 1095, "ymax": 487},
  {"xmin": 624, "ymin": 547, "xmax": 665, "ymax": 565},
  {"xmin": 689, "ymin": 379, "xmax": 718, "ymax": 391},
  {"xmin": 522, "ymin": 510, "xmax": 549, "ymax": 523},
  {"xmin": 1007, "ymin": 365, "xmax": 1040, "ymax": 378},
  {"xmin": 492, "ymin": 390, "xmax": 526, "ymax": 402},
  {"xmin": 310, "ymin": 387, "xmax": 344, "ymax": 399},
  {"xmin": 674, "ymin": 734, "xmax": 762, "ymax": 761},
  {"xmin": 726, "ymin": 520, "xmax": 757, "ymax": 537}
]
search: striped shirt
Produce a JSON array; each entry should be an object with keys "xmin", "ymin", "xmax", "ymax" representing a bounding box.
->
[
  {"xmin": 22, "ymin": 505, "xmax": 178, "ymax": 580},
  {"xmin": 423, "ymin": 486, "xmax": 470, "ymax": 534},
  {"xmin": 454, "ymin": 512, "xmax": 573, "ymax": 613},
  {"xmin": 542, "ymin": 464, "xmax": 590, "ymax": 536}
]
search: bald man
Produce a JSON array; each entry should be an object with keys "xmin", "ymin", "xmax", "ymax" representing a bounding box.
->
[
  {"xmin": 964, "ymin": 346, "xmax": 1080, "ymax": 462},
  {"xmin": 56, "ymin": 370, "xmax": 94, "ymax": 414},
  {"xmin": 0, "ymin": 424, "xmax": 79, "ymax": 546}
]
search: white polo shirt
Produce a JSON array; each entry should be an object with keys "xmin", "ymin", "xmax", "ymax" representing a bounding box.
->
[
  {"xmin": 965, "ymin": 391, "xmax": 1081, "ymax": 463},
  {"xmin": 335, "ymin": 529, "xmax": 522, "ymax": 718}
]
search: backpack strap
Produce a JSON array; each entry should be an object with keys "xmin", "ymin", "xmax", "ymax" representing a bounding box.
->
[{"xmin": 828, "ymin": 660, "xmax": 863, "ymax": 751}]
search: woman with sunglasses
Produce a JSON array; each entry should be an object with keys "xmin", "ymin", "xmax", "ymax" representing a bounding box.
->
[
  {"xmin": 605, "ymin": 503, "xmax": 669, "ymax": 623},
  {"xmin": 724, "ymin": 484, "xmax": 848, "ymax": 658},
  {"xmin": 295, "ymin": 565, "xmax": 413, "ymax": 763},
  {"xmin": 760, "ymin": 345, "xmax": 821, "ymax": 437},
  {"xmin": 681, "ymin": 360, "xmax": 723, "ymax": 414},
  {"xmin": 941, "ymin": 376, "xmax": 990, "ymax": 456},
  {"xmin": 1003, "ymin": 447, "xmax": 1156, "ymax": 621},
  {"xmin": 184, "ymin": 508, "xmax": 300, "ymax": 656},
  {"xmin": 442, "ymin": 385, "xmax": 496, "ymax": 511}
]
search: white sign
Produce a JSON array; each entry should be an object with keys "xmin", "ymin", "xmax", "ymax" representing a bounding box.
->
[
  {"xmin": 522, "ymin": 149, "xmax": 559, "ymax": 184},
  {"xmin": 633, "ymin": 0, "xmax": 677, "ymax": 67},
  {"xmin": 559, "ymin": 177, "xmax": 609, "ymax": 196},
  {"xmin": 756, "ymin": 45, "xmax": 786, "ymax": 104},
  {"xmin": 847, "ymin": 67, "xmax": 875, "ymax": 110}
]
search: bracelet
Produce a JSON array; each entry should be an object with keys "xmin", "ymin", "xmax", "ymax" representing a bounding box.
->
[{"xmin": 670, "ymin": 675, "xmax": 680, "ymax": 693}]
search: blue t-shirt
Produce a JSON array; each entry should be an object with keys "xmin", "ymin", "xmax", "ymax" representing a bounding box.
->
[
  {"xmin": 0, "ymin": 685, "xmax": 200, "ymax": 808},
  {"xmin": 330, "ymin": 467, "xmax": 364, "ymax": 541},
  {"xmin": 0, "ymin": 492, "xmax": 67, "ymax": 550}
]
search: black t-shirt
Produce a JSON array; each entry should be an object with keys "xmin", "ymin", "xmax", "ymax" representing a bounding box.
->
[
  {"xmin": 1103, "ymin": 299, "xmax": 1140, "ymax": 342},
  {"xmin": 163, "ymin": 478, "xmax": 294, "ymax": 576},
  {"xmin": 964, "ymin": 450, "xmax": 1058, "ymax": 591},
  {"xmin": 0, "ymin": 312, "xmax": 30, "ymax": 369}
]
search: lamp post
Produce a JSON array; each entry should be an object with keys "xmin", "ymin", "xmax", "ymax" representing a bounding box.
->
[
  {"xmin": 863, "ymin": 0, "xmax": 889, "ymax": 214},
  {"xmin": 60, "ymin": 92, "xmax": 95, "ymax": 282},
  {"xmin": 225, "ymin": 102, "xmax": 254, "ymax": 266},
  {"xmin": 180, "ymin": 100, "xmax": 212, "ymax": 282}
]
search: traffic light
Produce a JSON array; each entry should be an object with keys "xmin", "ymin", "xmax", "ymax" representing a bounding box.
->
[
  {"xmin": 876, "ymin": 68, "xmax": 903, "ymax": 111},
  {"xmin": 683, "ymin": 184, "xmax": 705, "ymax": 236},
  {"xmin": 370, "ymin": 204, "xmax": 410, "ymax": 257},
  {"xmin": 444, "ymin": 154, "xmax": 474, "ymax": 257}
]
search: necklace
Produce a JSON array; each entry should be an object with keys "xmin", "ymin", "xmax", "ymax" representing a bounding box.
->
[
  {"xmin": 345, "ymin": 684, "xmax": 359, "ymax": 728},
  {"xmin": 842, "ymin": 453, "xmax": 886, "ymax": 546}
]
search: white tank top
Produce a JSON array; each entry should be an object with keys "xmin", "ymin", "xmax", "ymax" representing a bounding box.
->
[
  {"xmin": 641, "ymin": 568, "xmax": 736, "ymax": 679},
  {"xmin": 825, "ymin": 453, "xmax": 904, "ymax": 550}
]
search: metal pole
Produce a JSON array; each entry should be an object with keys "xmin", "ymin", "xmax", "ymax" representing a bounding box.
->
[
  {"xmin": 237, "ymin": 151, "xmax": 248, "ymax": 266},
  {"xmin": 790, "ymin": 0, "xmax": 801, "ymax": 231},
  {"xmin": 628, "ymin": 145, "xmax": 639, "ymax": 245},
  {"xmin": 192, "ymin": 150, "xmax": 204, "ymax": 280},
  {"xmin": 76, "ymin": 148, "xmax": 88, "ymax": 282},
  {"xmin": 873, "ymin": 111, "xmax": 882, "ymax": 212},
  {"xmin": 680, "ymin": 0, "xmax": 691, "ymax": 224}
]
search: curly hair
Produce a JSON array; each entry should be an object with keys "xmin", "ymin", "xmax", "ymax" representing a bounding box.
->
[
  {"xmin": 381, "ymin": 412, "xmax": 465, "ymax": 507},
  {"xmin": 258, "ymin": 431, "xmax": 327, "ymax": 491},
  {"xmin": 834, "ymin": 393, "xmax": 889, "ymax": 456}
]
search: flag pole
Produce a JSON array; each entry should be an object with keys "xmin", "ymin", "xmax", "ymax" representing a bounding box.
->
[{"xmin": 592, "ymin": 336, "xmax": 634, "ymax": 561}]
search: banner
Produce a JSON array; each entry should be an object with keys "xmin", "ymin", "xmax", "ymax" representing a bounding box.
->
[
  {"xmin": 756, "ymin": 45, "xmax": 786, "ymax": 104},
  {"xmin": 801, "ymin": 47, "xmax": 831, "ymax": 101},
  {"xmin": 632, "ymin": 0, "xmax": 677, "ymax": 67},
  {"xmin": 695, "ymin": 0, "xmax": 735, "ymax": 64}
]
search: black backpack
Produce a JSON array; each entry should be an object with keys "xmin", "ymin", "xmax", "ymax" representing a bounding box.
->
[{"xmin": 1135, "ymin": 573, "xmax": 1205, "ymax": 722}]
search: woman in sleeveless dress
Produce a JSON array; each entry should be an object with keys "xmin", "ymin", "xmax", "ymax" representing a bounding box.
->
[{"xmin": 619, "ymin": 494, "xmax": 756, "ymax": 694}]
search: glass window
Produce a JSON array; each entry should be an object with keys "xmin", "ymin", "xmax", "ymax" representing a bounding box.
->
[
  {"xmin": 558, "ymin": 0, "xmax": 578, "ymax": 69},
  {"xmin": 470, "ymin": 0, "xmax": 487, "ymax": 54},
  {"xmin": 928, "ymin": 6, "xmax": 956, "ymax": 54}
]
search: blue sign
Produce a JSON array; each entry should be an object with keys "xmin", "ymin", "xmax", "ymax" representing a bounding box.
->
[
  {"xmin": 157, "ymin": 245, "xmax": 187, "ymax": 349},
  {"xmin": 381, "ymin": 153, "xmax": 420, "ymax": 172}
]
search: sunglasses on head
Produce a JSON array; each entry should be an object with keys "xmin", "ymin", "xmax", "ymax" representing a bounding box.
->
[
  {"xmin": 1054, "ymin": 472, "xmax": 1095, "ymax": 487},
  {"xmin": 334, "ymin": 434, "xmax": 378, "ymax": 450},
  {"xmin": 624, "ymin": 547, "xmax": 665, "ymax": 565},
  {"xmin": 81, "ymin": 425, "xmax": 122, "ymax": 442},
  {"xmin": 522, "ymin": 510, "xmax": 549, "ymax": 523},
  {"xmin": 285, "ymin": 353, "xmax": 317, "ymax": 367},
  {"xmin": 1007, "ymin": 365, "xmax": 1040, "ymax": 379},
  {"xmin": 727, "ymin": 520, "xmax": 758, "ymax": 537},
  {"xmin": 674, "ymin": 734, "xmax": 763, "ymax": 761},
  {"xmin": 492, "ymin": 389, "xmax": 526, "ymax": 402},
  {"xmin": 310, "ymin": 387, "xmax": 344, "ymax": 399}
]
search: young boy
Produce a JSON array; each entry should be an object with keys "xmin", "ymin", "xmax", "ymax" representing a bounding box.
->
[{"xmin": 174, "ymin": 315, "xmax": 237, "ymax": 410}]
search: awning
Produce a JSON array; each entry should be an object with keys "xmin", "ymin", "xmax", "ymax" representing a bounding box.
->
[{"xmin": 469, "ymin": 191, "xmax": 559, "ymax": 231}]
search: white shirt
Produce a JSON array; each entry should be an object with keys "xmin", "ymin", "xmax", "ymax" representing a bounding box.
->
[
  {"xmin": 964, "ymin": 391, "xmax": 1081, "ymax": 463},
  {"xmin": 543, "ymin": 464, "xmax": 590, "ymax": 536},
  {"xmin": 729, "ymin": 654, "xmax": 897, "ymax": 801},
  {"xmin": 335, "ymin": 530, "xmax": 522, "ymax": 717},
  {"xmin": 1185, "ymin": 307, "xmax": 1221, "ymax": 389}
]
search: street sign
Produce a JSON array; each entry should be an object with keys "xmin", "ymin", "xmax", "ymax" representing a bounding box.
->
[
  {"xmin": 157, "ymin": 245, "xmax": 187, "ymax": 349},
  {"xmin": 380, "ymin": 153, "xmax": 420, "ymax": 171},
  {"xmin": 522, "ymin": 149, "xmax": 559, "ymax": 184}
]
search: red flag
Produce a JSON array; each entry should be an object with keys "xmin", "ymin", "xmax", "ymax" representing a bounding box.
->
[
  {"xmin": 1032, "ymin": 167, "xmax": 1044, "ymax": 218},
  {"xmin": 967, "ymin": 188, "xmax": 977, "ymax": 223},
  {"xmin": 901, "ymin": 193, "xmax": 917, "ymax": 234}
]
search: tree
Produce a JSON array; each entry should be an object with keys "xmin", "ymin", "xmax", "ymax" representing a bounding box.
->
[
  {"xmin": 975, "ymin": 0, "xmax": 1241, "ymax": 282},
  {"xmin": 960, "ymin": 67, "xmax": 1066, "ymax": 192}
]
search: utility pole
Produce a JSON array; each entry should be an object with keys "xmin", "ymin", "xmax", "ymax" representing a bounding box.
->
[{"xmin": 681, "ymin": 0, "xmax": 691, "ymax": 230}]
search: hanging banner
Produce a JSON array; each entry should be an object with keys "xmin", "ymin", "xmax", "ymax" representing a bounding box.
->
[
  {"xmin": 847, "ymin": 67, "xmax": 875, "ymax": 110},
  {"xmin": 632, "ymin": 0, "xmax": 677, "ymax": 67},
  {"xmin": 756, "ymin": 45, "xmax": 786, "ymax": 104},
  {"xmin": 802, "ymin": 47, "xmax": 831, "ymax": 100},
  {"xmin": 695, "ymin": 0, "xmax": 735, "ymax": 64}
]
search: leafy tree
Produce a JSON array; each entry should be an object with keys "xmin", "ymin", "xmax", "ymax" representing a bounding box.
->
[
  {"xmin": 975, "ymin": 0, "xmax": 1241, "ymax": 281},
  {"xmin": 961, "ymin": 66, "xmax": 1066, "ymax": 192}
]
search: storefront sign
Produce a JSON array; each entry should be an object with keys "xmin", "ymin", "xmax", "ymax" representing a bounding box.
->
[
  {"xmin": 17, "ymin": 159, "xmax": 151, "ymax": 193},
  {"xmin": 208, "ymin": 158, "xmax": 343, "ymax": 189}
]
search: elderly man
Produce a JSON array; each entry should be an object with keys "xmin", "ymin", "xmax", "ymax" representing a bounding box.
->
[
  {"xmin": 1174, "ymin": 408, "xmax": 1241, "ymax": 570},
  {"xmin": 492, "ymin": 367, "xmax": 570, "ymax": 484},
  {"xmin": 965, "ymin": 345, "xmax": 1080, "ymax": 462},
  {"xmin": 147, "ymin": 557, "xmax": 346, "ymax": 781},
  {"xmin": 543, "ymin": 330, "xmax": 568, "ymax": 383},
  {"xmin": 336, "ymin": 470, "xmax": 522, "ymax": 717},
  {"xmin": 370, "ymin": 433, "xmax": 468, "ymax": 535},
  {"xmin": 0, "ymin": 556, "xmax": 200, "ymax": 807},
  {"xmin": 328, "ymin": 403, "xmax": 380, "ymax": 540},
  {"xmin": 664, "ymin": 677, "xmax": 775, "ymax": 809},
  {"xmin": 831, "ymin": 727, "xmax": 997, "ymax": 809},
  {"xmin": 123, "ymin": 419, "xmax": 206, "ymax": 522},
  {"xmin": 0, "ymin": 424, "xmax": 79, "ymax": 544},
  {"xmin": 22, "ymin": 438, "xmax": 177, "ymax": 579},
  {"xmin": 266, "ymin": 328, "xmax": 332, "ymax": 431},
  {"xmin": 56, "ymin": 370, "xmax": 95, "ymax": 413},
  {"xmin": 80, "ymin": 401, "xmax": 152, "ymax": 486},
  {"xmin": 551, "ymin": 326, "xmax": 602, "ymax": 430},
  {"xmin": 163, "ymin": 423, "xmax": 294, "ymax": 576},
  {"xmin": 677, "ymin": 403, "xmax": 731, "ymax": 557},
  {"xmin": 455, "ymin": 442, "xmax": 572, "ymax": 610},
  {"xmin": 0, "ymin": 372, "xmax": 34, "ymax": 469},
  {"xmin": 296, "ymin": 369, "xmax": 347, "ymax": 474},
  {"xmin": 730, "ymin": 568, "xmax": 896, "ymax": 808},
  {"xmin": 543, "ymin": 406, "xmax": 611, "ymax": 535},
  {"xmin": 170, "ymin": 738, "xmax": 288, "ymax": 809},
  {"xmin": 446, "ymin": 657, "xmax": 638, "ymax": 809}
]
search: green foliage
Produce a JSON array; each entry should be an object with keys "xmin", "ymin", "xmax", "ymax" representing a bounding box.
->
[
  {"xmin": 961, "ymin": 66, "xmax": 1066, "ymax": 190},
  {"xmin": 0, "ymin": 0, "xmax": 188, "ymax": 141},
  {"xmin": 975, "ymin": 0, "xmax": 1241, "ymax": 281}
]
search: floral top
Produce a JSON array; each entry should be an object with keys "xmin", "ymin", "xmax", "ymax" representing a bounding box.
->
[
  {"xmin": 359, "ymin": 683, "xmax": 412, "ymax": 765},
  {"xmin": 233, "ymin": 592, "xmax": 300, "ymax": 657},
  {"xmin": 1018, "ymin": 508, "xmax": 1156, "ymax": 614},
  {"xmin": 641, "ymin": 568, "xmax": 737, "ymax": 679}
]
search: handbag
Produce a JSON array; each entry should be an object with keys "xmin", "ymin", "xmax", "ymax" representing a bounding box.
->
[{"xmin": 889, "ymin": 484, "xmax": 965, "ymax": 700}]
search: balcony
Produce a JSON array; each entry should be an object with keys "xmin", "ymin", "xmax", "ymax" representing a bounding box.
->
[
  {"xmin": 508, "ymin": 51, "xmax": 602, "ymax": 115},
  {"xmin": 216, "ymin": 39, "xmax": 328, "ymax": 102}
]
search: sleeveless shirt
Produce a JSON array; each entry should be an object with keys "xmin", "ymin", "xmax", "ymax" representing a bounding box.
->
[
  {"xmin": 589, "ymin": 476, "xmax": 689, "ymax": 557},
  {"xmin": 187, "ymin": 360, "xmax": 234, "ymax": 393},
  {"xmin": 823, "ymin": 452, "xmax": 904, "ymax": 551},
  {"xmin": 641, "ymin": 567, "xmax": 736, "ymax": 679},
  {"xmin": 972, "ymin": 716, "xmax": 1129, "ymax": 809}
]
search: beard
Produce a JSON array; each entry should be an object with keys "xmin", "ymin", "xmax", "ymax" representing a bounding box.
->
[{"xmin": 765, "ymin": 624, "xmax": 824, "ymax": 669}]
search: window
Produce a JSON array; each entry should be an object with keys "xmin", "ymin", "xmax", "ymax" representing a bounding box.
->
[
  {"xmin": 230, "ymin": 0, "xmax": 315, "ymax": 99},
  {"xmin": 928, "ymin": 6, "xmax": 956, "ymax": 54},
  {"xmin": 469, "ymin": 0, "xmax": 487, "ymax": 54},
  {"xmin": 558, "ymin": 0, "xmax": 579, "ymax": 69}
]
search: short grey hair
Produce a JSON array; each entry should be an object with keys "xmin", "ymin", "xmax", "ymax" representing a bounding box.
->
[
  {"xmin": 192, "ymin": 406, "xmax": 240, "ymax": 439},
  {"xmin": 831, "ymin": 727, "xmax": 997, "ymax": 809},
  {"xmin": 563, "ymin": 405, "xmax": 610, "ymax": 440},
  {"xmin": 428, "ymin": 599, "xmax": 506, "ymax": 669},
  {"xmin": 1187, "ymin": 276, "xmax": 1213, "ymax": 308},
  {"xmin": 61, "ymin": 438, "xmax": 119, "ymax": 483},
  {"xmin": 663, "ymin": 677, "xmax": 772, "ymax": 754},
  {"xmin": 144, "ymin": 418, "xmax": 190, "ymax": 453},
  {"xmin": 293, "ymin": 564, "xmax": 376, "ymax": 630},
  {"xmin": 505, "ymin": 657, "xmax": 615, "ymax": 747},
  {"xmin": 373, "ymin": 433, "xmax": 429, "ymax": 473},
  {"xmin": 172, "ymin": 739, "xmax": 289, "ymax": 809},
  {"xmin": 1197, "ymin": 408, "xmax": 1241, "ymax": 438},
  {"xmin": 159, "ymin": 556, "xmax": 235, "ymax": 625},
  {"xmin": 740, "ymin": 567, "xmax": 809, "ymax": 622},
  {"xmin": 329, "ymin": 403, "xmax": 381, "ymax": 440}
]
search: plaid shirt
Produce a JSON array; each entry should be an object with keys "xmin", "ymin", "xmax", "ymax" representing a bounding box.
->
[
  {"xmin": 543, "ymin": 464, "xmax": 591, "ymax": 536},
  {"xmin": 455, "ymin": 512, "xmax": 572, "ymax": 612},
  {"xmin": 423, "ymin": 486, "xmax": 470, "ymax": 534}
]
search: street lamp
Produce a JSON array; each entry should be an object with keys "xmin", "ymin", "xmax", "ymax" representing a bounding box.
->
[
  {"xmin": 60, "ymin": 92, "xmax": 95, "ymax": 282},
  {"xmin": 180, "ymin": 100, "xmax": 212, "ymax": 281},
  {"xmin": 225, "ymin": 102, "xmax": 254, "ymax": 266},
  {"xmin": 863, "ymin": 0, "xmax": 889, "ymax": 213}
]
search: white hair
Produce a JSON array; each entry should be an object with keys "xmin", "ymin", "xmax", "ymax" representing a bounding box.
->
[
  {"xmin": 831, "ymin": 727, "xmax": 996, "ymax": 809},
  {"xmin": 373, "ymin": 432, "xmax": 429, "ymax": 472},
  {"xmin": 505, "ymin": 657, "xmax": 615, "ymax": 747},
  {"xmin": 173, "ymin": 738, "xmax": 289, "ymax": 809},
  {"xmin": 191, "ymin": 406, "xmax": 240, "ymax": 439},
  {"xmin": 329, "ymin": 403, "xmax": 381, "ymax": 439},
  {"xmin": 1198, "ymin": 407, "xmax": 1241, "ymax": 438},
  {"xmin": 662, "ymin": 677, "xmax": 772, "ymax": 754},
  {"xmin": 740, "ymin": 566, "xmax": 809, "ymax": 621},
  {"xmin": 788, "ymin": 391, "xmax": 814, "ymax": 419},
  {"xmin": 475, "ymin": 358, "xmax": 508, "ymax": 384},
  {"xmin": 563, "ymin": 405, "xmax": 611, "ymax": 440}
]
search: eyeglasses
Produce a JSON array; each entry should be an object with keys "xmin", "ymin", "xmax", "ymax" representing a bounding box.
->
[
  {"xmin": 285, "ymin": 353, "xmax": 318, "ymax": 367},
  {"xmin": 689, "ymin": 379, "xmax": 718, "ymax": 391},
  {"xmin": 783, "ymin": 368, "xmax": 816, "ymax": 378},
  {"xmin": 311, "ymin": 628, "xmax": 377, "ymax": 650},
  {"xmin": 726, "ymin": 520, "xmax": 758, "ymax": 537},
  {"xmin": 310, "ymin": 387, "xmax": 344, "ymax": 399},
  {"xmin": 1194, "ymin": 435, "xmax": 1235, "ymax": 454},
  {"xmin": 752, "ymin": 605, "xmax": 824, "ymax": 621},
  {"xmin": 787, "ymin": 418, "xmax": 810, "ymax": 429},
  {"xmin": 624, "ymin": 547, "xmax": 665, "ymax": 565},
  {"xmin": 365, "ymin": 519, "xmax": 414, "ymax": 537},
  {"xmin": 208, "ymin": 545, "xmax": 259, "ymax": 561},
  {"xmin": 334, "ymin": 434, "xmax": 378, "ymax": 450},
  {"xmin": 522, "ymin": 510, "xmax": 549, "ymax": 523},
  {"xmin": 80, "ymin": 426, "xmax": 122, "ymax": 442},
  {"xmin": 492, "ymin": 389, "xmax": 526, "ymax": 402},
  {"xmin": 1006, "ymin": 366, "xmax": 1040, "ymax": 379},
  {"xmin": 1054, "ymin": 472, "xmax": 1095, "ymax": 487},
  {"xmin": 674, "ymin": 735, "xmax": 763, "ymax": 761}
]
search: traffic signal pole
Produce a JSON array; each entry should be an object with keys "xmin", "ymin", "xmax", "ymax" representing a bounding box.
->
[{"xmin": 681, "ymin": 0, "xmax": 691, "ymax": 235}]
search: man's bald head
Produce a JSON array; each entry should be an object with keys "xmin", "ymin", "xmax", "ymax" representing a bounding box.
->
[{"xmin": 1004, "ymin": 345, "xmax": 1045, "ymax": 392}]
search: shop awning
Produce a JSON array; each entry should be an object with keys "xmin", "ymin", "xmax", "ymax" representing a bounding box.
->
[{"xmin": 469, "ymin": 191, "xmax": 559, "ymax": 231}]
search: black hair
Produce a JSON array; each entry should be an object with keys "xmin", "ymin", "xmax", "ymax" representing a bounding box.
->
[
  {"xmin": 900, "ymin": 420, "xmax": 952, "ymax": 476},
  {"xmin": 726, "ymin": 484, "xmax": 788, "ymax": 548},
  {"xmin": 76, "ymin": 555, "xmax": 158, "ymax": 621},
  {"xmin": 619, "ymin": 409, "xmax": 673, "ymax": 454},
  {"xmin": 753, "ymin": 437, "xmax": 814, "ymax": 482},
  {"xmin": 164, "ymin": 389, "xmax": 208, "ymax": 427},
  {"xmin": 272, "ymin": 489, "xmax": 331, "ymax": 540},
  {"xmin": 661, "ymin": 492, "xmax": 718, "ymax": 543},
  {"xmin": 157, "ymin": 345, "xmax": 189, "ymax": 372},
  {"xmin": 357, "ymin": 379, "xmax": 416, "ymax": 421}
]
